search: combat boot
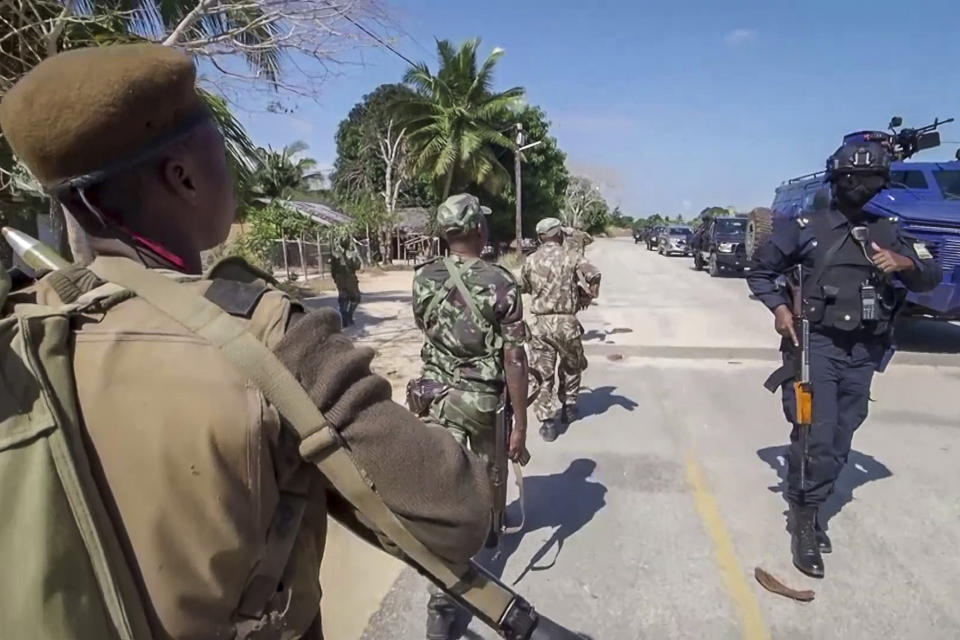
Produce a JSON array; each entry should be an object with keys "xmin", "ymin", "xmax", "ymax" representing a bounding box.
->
[
  {"xmin": 425, "ymin": 593, "xmax": 458, "ymax": 640},
  {"xmin": 790, "ymin": 504, "xmax": 824, "ymax": 578},
  {"xmin": 539, "ymin": 420, "xmax": 558, "ymax": 442},
  {"xmin": 815, "ymin": 516, "xmax": 832, "ymax": 554},
  {"xmin": 561, "ymin": 404, "xmax": 579, "ymax": 425}
]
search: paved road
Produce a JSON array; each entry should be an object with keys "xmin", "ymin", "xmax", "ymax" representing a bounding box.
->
[{"xmin": 361, "ymin": 237, "xmax": 960, "ymax": 640}]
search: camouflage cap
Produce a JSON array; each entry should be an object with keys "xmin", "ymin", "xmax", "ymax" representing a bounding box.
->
[
  {"xmin": 535, "ymin": 217, "xmax": 563, "ymax": 237},
  {"xmin": 436, "ymin": 194, "xmax": 491, "ymax": 235},
  {"xmin": 0, "ymin": 44, "xmax": 208, "ymax": 190}
]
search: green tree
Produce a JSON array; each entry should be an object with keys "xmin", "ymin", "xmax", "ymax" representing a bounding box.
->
[
  {"xmin": 251, "ymin": 142, "xmax": 323, "ymax": 200},
  {"xmin": 331, "ymin": 84, "xmax": 431, "ymax": 205},
  {"xmin": 397, "ymin": 38, "xmax": 524, "ymax": 199}
]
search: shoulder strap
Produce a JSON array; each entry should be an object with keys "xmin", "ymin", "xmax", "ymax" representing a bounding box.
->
[
  {"xmin": 86, "ymin": 258, "xmax": 515, "ymax": 624},
  {"xmin": 442, "ymin": 257, "xmax": 491, "ymax": 329}
]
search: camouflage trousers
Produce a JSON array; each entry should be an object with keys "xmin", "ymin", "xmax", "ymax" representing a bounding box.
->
[
  {"xmin": 424, "ymin": 387, "xmax": 500, "ymax": 610},
  {"xmin": 528, "ymin": 313, "xmax": 587, "ymax": 422}
]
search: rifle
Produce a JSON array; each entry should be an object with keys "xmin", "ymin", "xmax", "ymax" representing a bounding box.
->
[
  {"xmin": 489, "ymin": 386, "xmax": 530, "ymax": 555},
  {"xmin": 790, "ymin": 265, "xmax": 813, "ymax": 494},
  {"xmin": 762, "ymin": 265, "xmax": 813, "ymax": 494}
]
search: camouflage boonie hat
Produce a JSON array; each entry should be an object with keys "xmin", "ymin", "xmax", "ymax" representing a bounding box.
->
[
  {"xmin": 535, "ymin": 217, "xmax": 563, "ymax": 237},
  {"xmin": 436, "ymin": 194, "xmax": 491, "ymax": 235}
]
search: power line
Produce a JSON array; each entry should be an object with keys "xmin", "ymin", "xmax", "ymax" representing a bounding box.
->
[{"xmin": 338, "ymin": 11, "xmax": 420, "ymax": 68}]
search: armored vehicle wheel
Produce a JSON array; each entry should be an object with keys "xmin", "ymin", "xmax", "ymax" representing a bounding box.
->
[
  {"xmin": 746, "ymin": 207, "xmax": 773, "ymax": 260},
  {"xmin": 708, "ymin": 252, "xmax": 721, "ymax": 277}
]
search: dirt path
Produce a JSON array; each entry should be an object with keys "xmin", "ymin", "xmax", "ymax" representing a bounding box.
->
[{"xmin": 301, "ymin": 268, "xmax": 423, "ymax": 640}]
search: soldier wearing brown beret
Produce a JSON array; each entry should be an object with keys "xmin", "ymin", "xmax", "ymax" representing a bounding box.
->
[{"xmin": 1, "ymin": 44, "xmax": 494, "ymax": 639}]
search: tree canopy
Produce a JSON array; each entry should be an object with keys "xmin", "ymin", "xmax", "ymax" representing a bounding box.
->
[{"xmin": 396, "ymin": 38, "xmax": 524, "ymax": 200}]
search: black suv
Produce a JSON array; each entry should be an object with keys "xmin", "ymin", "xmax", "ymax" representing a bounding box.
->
[{"xmin": 691, "ymin": 216, "xmax": 748, "ymax": 276}]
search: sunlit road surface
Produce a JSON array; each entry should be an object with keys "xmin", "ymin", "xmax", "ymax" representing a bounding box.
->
[{"xmin": 360, "ymin": 237, "xmax": 960, "ymax": 640}]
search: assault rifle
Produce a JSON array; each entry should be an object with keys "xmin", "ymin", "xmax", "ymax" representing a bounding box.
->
[
  {"xmin": 489, "ymin": 386, "xmax": 531, "ymax": 554},
  {"xmin": 763, "ymin": 265, "xmax": 813, "ymax": 493}
]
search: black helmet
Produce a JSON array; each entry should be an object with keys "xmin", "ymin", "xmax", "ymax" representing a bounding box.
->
[{"xmin": 825, "ymin": 139, "xmax": 891, "ymax": 182}]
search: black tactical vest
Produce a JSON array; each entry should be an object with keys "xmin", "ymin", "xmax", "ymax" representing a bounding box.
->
[{"xmin": 801, "ymin": 209, "xmax": 903, "ymax": 334}]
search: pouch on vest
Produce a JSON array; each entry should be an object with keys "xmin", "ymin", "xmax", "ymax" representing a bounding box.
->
[{"xmin": 0, "ymin": 302, "xmax": 153, "ymax": 639}]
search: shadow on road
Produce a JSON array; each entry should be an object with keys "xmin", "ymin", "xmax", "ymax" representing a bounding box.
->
[
  {"xmin": 455, "ymin": 459, "xmax": 608, "ymax": 638},
  {"xmin": 757, "ymin": 445, "xmax": 892, "ymax": 532},
  {"xmin": 583, "ymin": 327, "xmax": 634, "ymax": 342},
  {"xmin": 894, "ymin": 317, "xmax": 960, "ymax": 355},
  {"xmin": 576, "ymin": 385, "xmax": 639, "ymax": 421}
]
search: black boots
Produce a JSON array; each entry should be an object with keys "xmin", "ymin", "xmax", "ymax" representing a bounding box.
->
[
  {"xmin": 790, "ymin": 504, "xmax": 824, "ymax": 578},
  {"xmin": 815, "ymin": 516, "xmax": 832, "ymax": 554},
  {"xmin": 560, "ymin": 404, "xmax": 579, "ymax": 424},
  {"xmin": 426, "ymin": 593, "xmax": 458, "ymax": 640},
  {"xmin": 539, "ymin": 421, "xmax": 558, "ymax": 442}
]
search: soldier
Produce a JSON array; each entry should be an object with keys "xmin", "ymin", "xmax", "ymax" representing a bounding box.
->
[
  {"xmin": 522, "ymin": 217, "xmax": 600, "ymax": 442},
  {"xmin": 747, "ymin": 138, "xmax": 940, "ymax": 578},
  {"xmin": 563, "ymin": 225, "xmax": 594, "ymax": 256},
  {"xmin": 330, "ymin": 231, "xmax": 362, "ymax": 326},
  {"xmin": 0, "ymin": 44, "xmax": 497, "ymax": 639},
  {"xmin": 410, "ymin": 193, "xmax": 530, "ymax": 640}
]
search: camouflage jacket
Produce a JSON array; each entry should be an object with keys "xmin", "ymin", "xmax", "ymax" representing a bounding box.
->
[
  {"xmin": 521, "ymin": 242, "xmax": 600, "ymax": 316},
  {"xmin": 413, "ymin": 255, "xmax": 526, "ymax": 392},
  {"xmin": 565, "ymin": 229, "xmax": 593, "ymax": 256}
]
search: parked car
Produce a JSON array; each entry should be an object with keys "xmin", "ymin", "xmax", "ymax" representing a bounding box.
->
[
  {"xmin": 658, "ymin": 225, "xmax": 693, "ymax": 256},
  {"xmin": 692, "ymin": 216, "xmax": 748, "ymax": 276},
  {"xmin": 645, "ymin": 225, "xmax": 666, "ymax": 251}
]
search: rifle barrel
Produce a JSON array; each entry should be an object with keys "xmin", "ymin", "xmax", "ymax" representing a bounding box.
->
[{"xmin": 1, "ymin": 227, "xmax": 70, "ymax": 272}]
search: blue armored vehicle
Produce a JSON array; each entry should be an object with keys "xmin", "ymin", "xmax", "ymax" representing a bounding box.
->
[{"xmin": 746, "ymin": 117, "xmax": 960, "ymax": 319}]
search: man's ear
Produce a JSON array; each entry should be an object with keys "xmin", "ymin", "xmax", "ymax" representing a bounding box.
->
[{"xmin": 162, "ymin": 155, "xmax": 198, "ymax": 203}]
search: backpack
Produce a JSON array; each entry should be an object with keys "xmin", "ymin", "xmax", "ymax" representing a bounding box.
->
[
  {"xmin": 0, "ymin": 281, "xmax": 153, "ymax": 639},
  {"xmin": 0, "ymin": 257, "xmax": 518, "ymax": 637}
]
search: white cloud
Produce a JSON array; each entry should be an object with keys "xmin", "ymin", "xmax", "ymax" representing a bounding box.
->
[{"xmin": 724, "ymin": 28, "xmax": 757, "ymax": 46}]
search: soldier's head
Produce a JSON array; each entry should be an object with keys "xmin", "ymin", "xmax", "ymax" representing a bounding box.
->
[
  {"xmin": 0, "ymin": 44, "xmax": 235, "ymax": 271},
  {"xmin": 825, "ymin": 138, "xmax": 891, "ymax": 212},
  {"xmin": 536, "ymin": 217, "xmax": 564, "ymax": 245},
  {"xmin": 436, "ymin": 194, "xmax": 490, "ymax": 255}
]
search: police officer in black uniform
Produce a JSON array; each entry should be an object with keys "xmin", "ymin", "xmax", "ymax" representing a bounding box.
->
[{"xmin": 747, "ymin": 136, "xmax": 941, "ymax": 578}]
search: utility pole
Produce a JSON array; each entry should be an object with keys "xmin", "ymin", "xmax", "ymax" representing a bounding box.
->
[
  {"xmin": 514, "ymin": 122, "xmax": 524, "ymax": 257},
  {"xmin": 513, "ymin": 122, "xmax": 543, "ymax": 257}
]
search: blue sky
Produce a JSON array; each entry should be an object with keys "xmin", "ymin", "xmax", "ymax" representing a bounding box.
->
[{"xmin": 239, "ymin": 0, "xmax": 960, "ymax": 218}]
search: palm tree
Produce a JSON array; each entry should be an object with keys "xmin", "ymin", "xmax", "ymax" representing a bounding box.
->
[
  {"xmin": 252, "ymin": 141, "xmax": 324, "ymax": 200},
  {"xmin": 397, "ymin": 38, "xmax": 524, "ymax": 200},
  {"xmin": 0, "ymin": 0, "xmax": 279, "ymax": 263}
]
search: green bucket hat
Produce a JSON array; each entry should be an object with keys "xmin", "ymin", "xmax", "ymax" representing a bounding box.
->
[{"xmin": 436, "ymin": 194, "xmax": 491, "ymax": 235}]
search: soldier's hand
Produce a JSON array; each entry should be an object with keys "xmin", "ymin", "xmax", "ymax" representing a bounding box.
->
[
  {"xmin": 871, "ymin": 243, "xmax": 914, "ymax": 274},
  {"xmin": 773, "ymin": 305, "xmax": 798, "ymax": 347},
  {"xmin": 508, "ymin": 429, "xmax": 530, "ymax": 465}
]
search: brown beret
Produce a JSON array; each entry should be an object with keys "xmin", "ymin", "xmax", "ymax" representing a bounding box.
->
[{"xmin": 0, "ymin": 44, "xmax": 207, "ymax": 189}]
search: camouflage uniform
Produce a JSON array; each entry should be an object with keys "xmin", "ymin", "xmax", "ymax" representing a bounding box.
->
[
  {"xmin": 330, "ymin": 238, "xmax": 361, "ymax": 326},
  {"xmin": 412, "ymin": 198, "xmax": 526, "ymax": 463},
  {"xmin": 564, "ymin": 227, "xmax": 594, "ymax": 256},
  {"xmin": 523, "ymin": 219, "xmax": 600, "ymax": 423},
  {"xmin": 411, "ymin": 194, "xmax": 527, "ymax": 639}
]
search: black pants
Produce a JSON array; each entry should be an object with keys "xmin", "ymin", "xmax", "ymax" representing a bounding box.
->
[{"xmin": 779, "ymin": 330, "xmax": 883, "ymax": 506}]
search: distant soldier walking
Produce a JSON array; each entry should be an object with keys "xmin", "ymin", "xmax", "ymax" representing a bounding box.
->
[
  {"xmin": 330, "ymin": 233, "xmax": 361, "ymax": 326},
  {"xmin": 563, "ymin": 225, "xmax": 593, "ymax": 256},
  {"xmin": 523, "ymin": 217, "xmax": 601, "ymax": 442},
  {"xmin": 409, "ymin": 194, "xmax": 530, "ymax": 640}
]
